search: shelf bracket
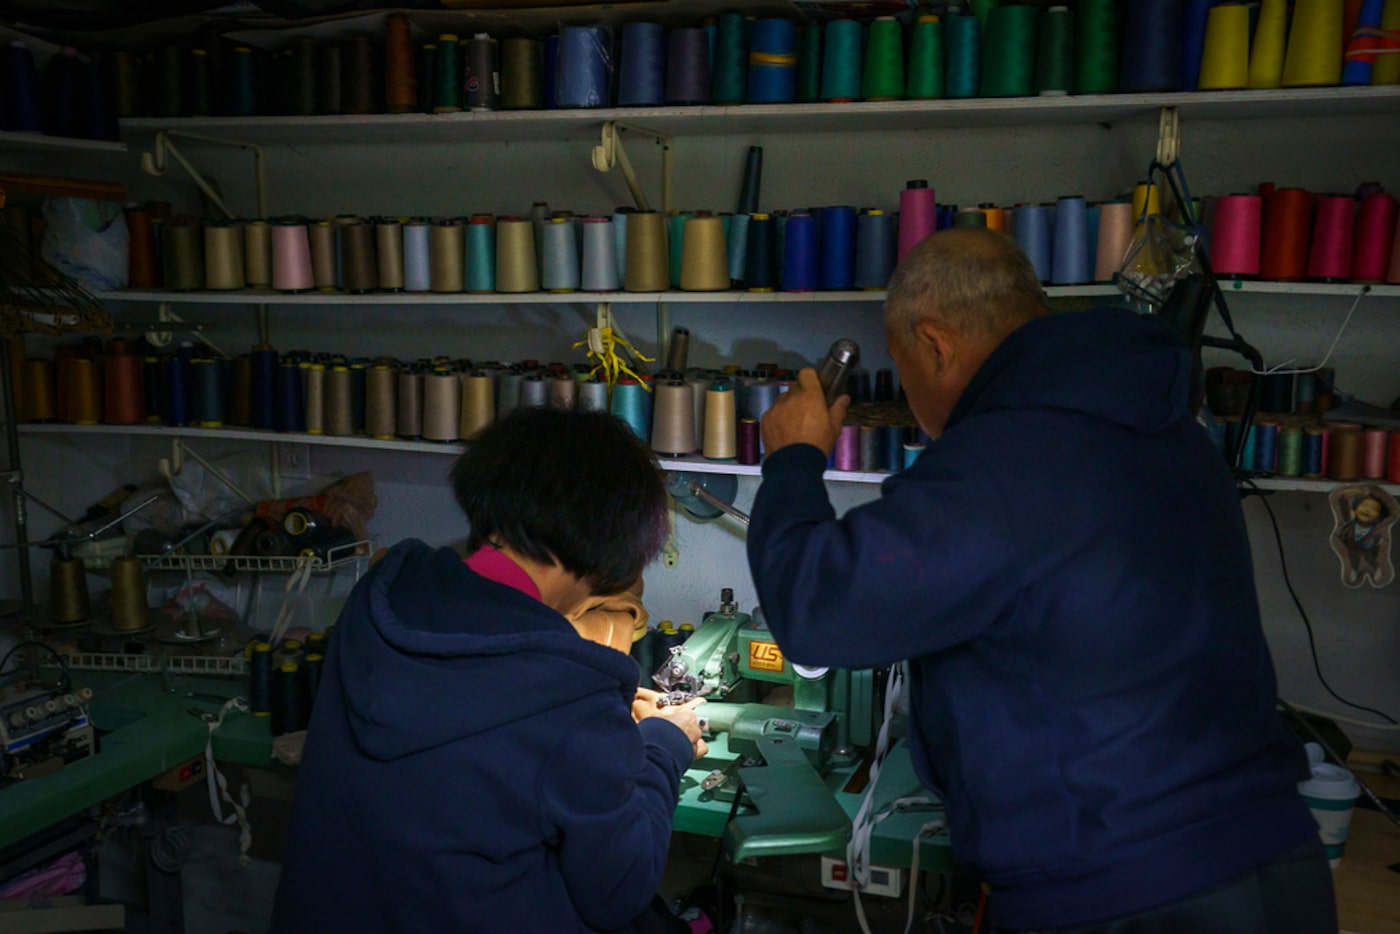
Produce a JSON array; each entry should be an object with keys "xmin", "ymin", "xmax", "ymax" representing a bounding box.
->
[
  {"xmin": 591, "ymin": 121, "xmax": 672, "ymax": 214},
  {"xmin": 1155, "ymin": 106, "xmax": 1181, "ymax": 169},
  {"xmin": 140, "ymin": 130, "xmax": 268, "ymax": 220}
]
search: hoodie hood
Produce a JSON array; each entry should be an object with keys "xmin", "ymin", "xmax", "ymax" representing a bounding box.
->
[
  {"xmin": 333, "ymin": 540, "xmax": 640, "ymax": 761},
  {"xmin": 948, "ymin": 307, "xmax": 1190, "ymax": 435}
]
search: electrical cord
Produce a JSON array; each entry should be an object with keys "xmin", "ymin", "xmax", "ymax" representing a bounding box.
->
[
  {"xmin": 1243, "ymin": 482, "xmax": 1398, "ymax": 726},
  {"xmin": 0, "ymin": 640, "xmax": 72, "ymax": 691}
]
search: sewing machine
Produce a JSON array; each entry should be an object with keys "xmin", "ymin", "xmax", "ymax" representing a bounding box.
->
[
  {"xmin": 0, "ymin": 673, "xmax": 95, "ymax": 784},
  {"xmin": 655, "ymin": 588, "xmax": 881, "ymax": 860}
]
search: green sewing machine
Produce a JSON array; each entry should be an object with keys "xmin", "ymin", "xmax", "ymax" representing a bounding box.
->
[{"xmin": 655, "ymin": 588, "xmax": 878, "ymax": 861}]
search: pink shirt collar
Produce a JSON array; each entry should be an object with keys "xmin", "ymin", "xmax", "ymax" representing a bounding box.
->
[{"xmin": 464, "ymin": 546, "xmax": 542, "ymax": 601}]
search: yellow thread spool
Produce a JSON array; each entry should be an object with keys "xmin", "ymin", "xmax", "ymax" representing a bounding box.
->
[
  {"xmin": 459, "ymin": 372, "xmax": 495, "ymax": 439},
  {"xmin": 203, "ymin": 222, "xmax": 246, "ymax": 290},
  {"xmin": 49, "ymin": 555, "xmax": 91, "ymax": 623},
  {"xmin": 109, "ymin": 555, "xmax": 150, "ymax": 632},
  {"xmin": 1282, "ymin": 0, "xmax": 1344, "ymax": 87},
  {"xmin": 243, "ymin": 220, "xmax": 272, "ymax": 287},
  {"xmin": 1132, "ymin": 182, "xmax": 1162, "ymax": 220},
  {"xmin": 429, "ymin": 219, "xmax": 465, "ymax": 293},
  {"xmin": 495, "ymin": 219, "xmax": 540, "ymax": 293},
  {"xmin": 1248, "ymin": 0, "xmax": 1289, "ymax": 89},
  {"xmin": 1376, "ymin": 0, "xmax": 1400, "ymax": 85},
  {"xmin": 68, "ymin": 358, "xmax": 101, "ymax": 425},
  {"xmin": 679, "ymin": 215, "xmax": 729, "ymax": 291},
  {"xmin": 624, "ymin": 211, "xmax": 669, "ymax": 292},
  {"xmin": 702, "ymin": 382, "xmax": 736, "ymax": 460},
  {"xmin": 1198, "ymin": 3, "xmax": 1251, "ymax": 91}
]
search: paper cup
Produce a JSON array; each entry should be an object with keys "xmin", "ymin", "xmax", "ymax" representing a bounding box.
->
[{"xmin": 1298, "ymin": 762, "xmax": 1359, "ymax": 868}]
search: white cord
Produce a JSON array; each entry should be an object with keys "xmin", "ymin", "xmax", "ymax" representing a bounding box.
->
[
  {"xmin": 268, "ymin": 560, "xmax": 315, "ymax": 646},
  {"xmin": 203, "ymin": 696, "xmax": 253, "ymax": 865},
  {"xmin": 1248, "ymin": 285, "xmax": 1369, "ymax": 376}
]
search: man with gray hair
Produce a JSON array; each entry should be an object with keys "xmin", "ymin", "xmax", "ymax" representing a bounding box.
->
[{"xmin": 748, "ymin": 228, "xmax": 1334, "ymax": 932}]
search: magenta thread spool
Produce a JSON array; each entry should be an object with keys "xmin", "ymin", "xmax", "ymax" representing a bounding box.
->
[
  {"xmin": 271, "ymin": 220, "xmax": 314, "ymax": 292},
  {"xmin": 832, "ymin": 423, "xmax": 859, "ymax": 471},
  {"xmin": 898, "ymin": 180, "xmax": 937, "ymax": 263},
  {"xmin": 1363, "ymin": 428, "xmax": 1389, "ymax": 478},
  {"xmin": 1209, "ymin": 194, "xmax": 1263, "ymax": 278},
  {"xmin": 1307, "ymin": 195, "xmax": 1355, "ymax": 281},
  {"xmin": 1352, "ymin": 192, "xmax": 1397, "ymax": 283},
  {"xmin": 737, "ymin": 417, "xmax": 760, "ymax": 465}
]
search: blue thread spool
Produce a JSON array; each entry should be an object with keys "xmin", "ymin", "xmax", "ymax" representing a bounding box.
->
[
  {"xmin": 666, "ymin": 27, "xmax": 710, "ymax": 104},
  {"xmin": 745, "ymin": 214, "xmax": 777, "ymax": 291},
  {"xmin": 249, "ymin": 346, "xmax": 278, "ymax": 429},
  {"xmin": 191, "ymin": 358, "xmax": 225, "ymax": 427},
  {"xmin": 271, "ymin": 662, "xmax": 305, "ymax": 736},
  {"xmin": 748, "ymin": 18, "xmax": 798, "ymax": 103},
  {"xmin": 773, "ymin": 212, "xmax": 788, "ymax": 289},
  {"xmin": 1302, "ymin": 429, "xmax": 1325, "ymax": 477},
  {"xmin": 1295, "ymin": 371, "xmax": 1317, "ymax": 411},
  {"xmin": 543, "ymin": 34, "xmax": 559, "ymax": 108},
  {"xmin": 782, "ymin": 212, "xmax": 819, "ymax": 292},
  {"xmin": 163, "ymin": 355, "xmax": 190, "ymax": 426},
  {"xmin": 1121, "ymin": 0, "xmax": 1183, "ymax": 92},
  {"xmin": 612, "ymin": 209, "xmax": 630, "ymax": 283},
  {"xmin": 577, "ymin": 378, "xmax": 608, "ymax": 413},
  {"xmin": 1253, "ymin": 422, "xmax": 1279, "ymax": 474},
  {"xmin": 610, "ymin": 378, "xmax": 651, "ymax": 441},
  {"xmin": 633, "ymin": 628, "xmax": 657, "ymax": 689},
  {"xmin": 248, "ymin": 642, "xmax": 273, "ymax": 715},
  {"xmin": 5, "ymin": 42, "xmax": 42, "ymax": 132},
  {"xmin": 1260, "ymin": 372, "xmax": 1294, "ymax": 413},
  {"xmin": 618, "ymin": 21, "xmax": 666, "ymax": 105},
  {"xmin": 556, "ymin": 26, "xmax": 610, "ymax": 108},
  {"xmin": 821, "ymin": 19, "xmax": 863, "ymax": 101},
  {"xmin": 496, "ymin": 370, "xmax": 522, "ymax": 417},
  {"xmin": 1014, "ymin": 204, "xmax": 1054, "ymax": 283},
  {"xmin": 855, "ymin": 210, "xmax": 896, "ymax": 290},
  {"xmin": 880, "ymin": 424, "xmax": 905, "ymax": 472},
  {"xmin": 944, "ymin": 14, "xmax": 981, "ymax": 98},
  {"xmin": 581, "ymin": 217, "xmax": 619, "ymax": 292},
  {"xmin": 1051, "ymin": 196, "xmax": 1090, "ymax": 285},
  {"xmin": 228, "ymin": 46, "xmax": 258, "ymax": 116},
  {"xmin": 1240, "ymin": 422, "xmax": 1258, "ymax": 471},
  {"xmin": 1180, "ymin": 0, "xmax": 1212, "ymax": 90},
  {"xmin": 1343, "ymin": 0, "xmax": 1386, "ymax": 85},
  {"xmin": 542, "ymin": 217, "xmax": 580, "ymax": 292},
  {"xmin": 275, "ymin": 360, "xmax": 304, "ymax": 432},
  {"xmin": 727, "ymin": 213, "xmax": 750, "ymax": 285},
  {"xmin": 465, "ymin": 215, "xmax": 495, "ymax": 293},
  {"xmin": 403, "ymin": 220, "xmax": 431, "ymax": 292},
  {"xmin": 903, "ymin": 442, "xmax": 925, "ymax": 470},
  {"xmin": 819, "ymin": 206, "xmax": 857, "ymax": 290}
]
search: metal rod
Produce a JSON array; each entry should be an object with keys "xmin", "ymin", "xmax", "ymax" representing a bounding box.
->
[
  {"xmin": 0, "ymin": 340, "xmax": 33, "ymax": 622},
  {"xmin": 689, "ymin": 481, "xmax": 750, "ymax": 526}
]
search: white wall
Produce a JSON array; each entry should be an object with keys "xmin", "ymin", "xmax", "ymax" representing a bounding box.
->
[{"xmin": 4, "ymin": 109, "xmax": 1398, "ymax": 752}]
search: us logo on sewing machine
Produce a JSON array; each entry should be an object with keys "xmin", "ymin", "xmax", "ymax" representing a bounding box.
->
[{"xmin": 748, "ymin": 641, "xmax": 786, "ymax": 673}]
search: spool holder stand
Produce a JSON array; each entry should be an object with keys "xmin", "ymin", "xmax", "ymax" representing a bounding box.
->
[{"xmin": 591, "ymin": 121, "xmax": 672, "ymax": 215}]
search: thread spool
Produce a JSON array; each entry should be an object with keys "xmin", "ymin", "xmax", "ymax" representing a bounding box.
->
[
  {"xmin": 465, "ymin": 34, "xmax": 500, "ymax": 112},
  {"xmin": 899, "ymin": 180, "xmax": 937, "ymax": 262},
  {"xmin": 1014, "ymin": 204, "xmax": 1054, "ymax": 283},
  {"xmin": 651, "ymin": 380, "xmax": 697, "ymax": 456},
  {"xmin": 548, "ymin": 373, "xmax": 577, "ymax": 411},
  {"xmin": 713, "ymin": 13, "xmax": 749, "ymax": 104},
  {"xmin": 302, "ymin": 363, "xmax": 325, "ymax": 435},
  {"xmin": 667, "ymin": 212, "xmax": 692, "ymax": 288},
  {"xmin": 581, "ymin": 217, "xmax": 619, "ymax": 292},
  {"xmin": 374, "ymin": 220, "xmax": 404, "ymax": 291},
  {"xmin": 339, "ymin": 221, "xmax": 378, "ymax": 293},
  {"xmin": 782, "ymin": 212, "xmax": 819, "ymax": 292},
  {"xmin": 541, "ymin": 217, "xmax": 580, "ymax": 292},
  {"xmin": 1036, "ymin": 6, "xmax": 1074, "ymax": 95},
  {"xmin": 203, "ymin": 223, "xmax": 245, "ymax": 291},
  {"xmin": 363, "ymin": 363, "xmax": 396, "ymax": 439},
  {"xmin": 981, "ymin": 5, "xmax": 1038, "ymax": 98},
  {"xmin": 624, "ymin": 211, "xmax": 669, "ymax": 291},
  {"xmin": 796, "ymin": 21, "xmax": 823, "ymax": 102},
  {"xmin": 396, "ymin": 368, "xmax": 424, "ymax": 439},
  {"xmin": 429, "ymin": 219, "xmax": 466, "ymax": 292},
  {"xmin": 308, "ymin": 221, "xmax": 337, "ymax": 290},
  {"xmin": 1246, "ymin": 0, "xmax": 1289, "ymax": 89},
  {"xmin": 744, "ymin": 214, "xmax": 777, "ymax": 291},
  {"xmin": 247, "ymin": 346, "xmax": 277, "ymax": 429},
  {"xmin": 433, "ymin": 34, "xmax": 462, "ymax": 112},
  {"xmin": 105, "ymin": 555, "xmax": 149, "ymax": 632},
  {"xmin": 495, "ymin": 218, "xmax": 540, "ymax": 292},
  {"xmin": 226, "ymin": 355, "xmax": 251, "ymax": 427},
  {"xmin": 863, "ymin": 17, "xmax": 905, "ymax": 101},
  {"xmin": 162, "ymin": 223, "xmax": 204, "ymax": 291},
  {"xmin": 457, "ymin": 371, "xmax": 494, "ymax": 438},
  {"xmin": 908, "ymin": 15, "xmax": 947, "ymax": 99},
  {"xmin": 270, "ymin": 220, "xmax": 313, "ymax": 292},
  {"xmin": 1198, "ymin": 3, "xmax": 1251, "ymax": 91},
  {"xmin": 557, "ymin": 25, "xmax": 610, "ymax": 108},
  {"xmin": 749, "ymin": 18, "xmax": 798, "ymax": 103},
  {"xmin": 240, "ymin": 220, "xmax": 271, "ymax": 287},
  {"xmin": 271, "ymin": 662, "xmax": 304, "ymax": 736},
  {"xmin": 274, "ymin": 360, "xmax": 303, "ymax": 432},
  {"xmin": 610, "ymin": 378, "xmax": 651, "ymax": 440},
  {"xmin": 1210, "ymin": 195, "xmax": 1263, "ymax": 277},
  {"xmin": 1353, "ymin": 193, "xmax": 1398, "ymax": 282},
  {"xmin": 680, "ymin": 215, "xmax": 729, "ymax": 291},
  {"xmin": 501, "ymin": 38, "xmax": 544, "ymax": 109},
  {"xmin": 1390, "ymin": 432, "xmax": 1400, "ymax": 484},
  {"xmin": 738, "ymin": 145, "xmax": 763, "ymax": 214},
  {"xmin": 666, "ymin": 27, "xmax": 710, "ymax": 104},
  {"xmin": 1376, "ymin": 0, "xmax": 1400, "ymax": 86},
  {"xmin": 125, "ymin": 207, "xmax": 159, "ymax": 288},
  {"xmin": 830, "ymin": 423, "xmax": 858, "ymax": 471},
  {"xmin": 1259, "ymin": 188, "xmax": 1312, "ymax": 281},
  {"xmin": 1284, "ymin": 0, "xmax": 1346, "ymax": 87},
  {"xmin": 49, "ymin": 555, "xmax": 91, "ymax": 624},
  {"xmin": 496, "ymin": 369, "xmax": 522, "ymax": 417},
  {"xmin": 1363, "ymin": 428, "xmax": 1390, "ymax": 478},
  {"xmin": 403, "ymin": 220, "xmax": 431, "ymax": 291},
  {"xmin": 703, "ymin": 381, "xmax": 737, "ymax": 459},
  {"xmin": 665, "ymin": 327, "xmax": 690, "ymax": 373},
  {"xmin": 945, "ymin": 14, "xmax": 982, "ymax": 98},
  {"xmin": 822, "ymin": 20, "xmax": 863, "ymax": 101},
  {"xmin": 618, "ymin": 23, "xmax": 666, "ymax": 106},
  {"xmin": 1093, "ymin": 202, "xmax": 1134, "ymax": 282},
  {"xmin": 819, "ymin": 206, "xmax": 857, "ymax": 290},
  {"xmin": 518, "ymin": 374, "xmax": 548, "ymax": 410},
  {"xmin": 855, "ymin": 209, "xmax": 896, "ymax": 290},
  {"xmin": 103, "ymin": 350, "xmax": 144, "ymax": 425},
  {"xmin": 68, "ymin": 358, "xmax": 101, "ymax": 425},
  {"xmin": 190, "ymin": 358, "xmax": 224, "ymax": 427},
  {"xmin": 1052, "ymin": 196, "xmax": 1091, "ymax": 285},
  {"xmin": 1328, "ymin": 428, "xmax": 1364, "ymax": 480},
  {"xmin": 319, "ymin": 365, "xmax": 351, "ymax": 436},
  {"xmin": 383, "ymin": 13, "xmax": 417, "ymax": 113},
  {"xmin": 576, "ymin": 378, "xmax": 607, "ymax": 414},
  {"xmin": 1308, "ymin": 196, "xmax": 1356, "ymax": 281},
  {"xmin": 422, "ymin": 370, "xmax": 462, "ymax": 442},
  {"xmin": 1075, "ymin": 0, "xmax": 1119, "ymax": 93}
]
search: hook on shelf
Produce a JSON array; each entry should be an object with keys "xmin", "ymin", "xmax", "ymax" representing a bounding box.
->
[
  {"xmin": 591, "ymin": 121, "xmax": 673, "ymax": 215},
  {"xmin": 1156, "ymin": 106, "xmax": 1181, "ymax": 169},
  {"xmin": 141, "ymin": 129, "xmax": 269, "ymax": 220}
]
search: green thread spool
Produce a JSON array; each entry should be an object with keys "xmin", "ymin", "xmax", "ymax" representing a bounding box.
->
[
  {"xmin": 862, "ymin": 16, "xmax": 905, "ymax": 100},
  {"xmin": 1277, "ymin": 426, "xmax": 1304, "ymax": 477},
  {"xmin": 501, "ymin": 38, "xmax": 544, "ymax": 109},
  {"xmin": 954, "ymin": 208, "xmax": 988, "ymax": 228},
  {"xmin": 945, "ymin": 14, "xmax": 981, "ymax": 98},
  {"xmin": 111, "ymin": 50, "xmax": 142, "ymax": 118},
  {"xmin": 668, "ymin": 212, "xmax": 692, "ymax": 289},
  {"xmin": 712, "ymin": 13, "xmax": 748, "ymax": 104},
  {"xmin": 1076, "ymin": 0, "xmax": 1119, "ymax": 94},
  {"xmin": 970, "ymin": 0, "xmax": 999, "ymax": 27},
  {"xmin": 433, "ymin": 34, "xmax": 462, "ymax": 113},
  {"xmin": 796, "ymin": 21, "xmax": 823, "ymax": 102},
  {"xmin": 822, "ymin": 19, "xmax": 863, "ymax": 101},
  {"xmin": 1036, "ymin": 5, "xmax": 1075, "ymax": 95},
  {"xmin": 982, "ymin": 4, "xmax": 1039, "ymax": 98},
  {"xmin": 906, "ymin": 15, "xmax": 946, "ymax": 99}
]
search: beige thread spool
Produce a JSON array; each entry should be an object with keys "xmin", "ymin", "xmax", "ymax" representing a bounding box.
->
[
  {"xmin": 1094, "ymin": 202, "xmax": 1136, "ymax": 282},
  {"xmin": 304, "ymin": 362, "xmax": 326, "ymax": 434},
  {"xmin": 204, "ymin": 222, "xmax": 246, "ymax": 290},
  {"xmin": 397, "ymin": 369, "xmax": 425, "ymax": 438},
  {"xmin": 376, "ymin": 219, "xmax": 405, "ymax": 291},
  {"xmin": 109, "ymin": 555, "xmax": 150, "ymax": 632},
  {"xmin": 702, "ymin": 380, "xmax": 737, "ymax": 460},
  {"xmin": 423, "ymin": 370, "xmax": 462, "ymax": 441},
  {"xmin": 49, "ymin": 555, "xmax": 91, "ymax": 623},
  {"xmin": 429, "ymin": 219, "xmax": 466, "ymax": 292},
  {"xmin": 548, "ymin": 373, "xmax": 577, "ymax": 410},
  {"xmin": 624, "ymin": 211, "xmax": 669, "ymax": 292},
  {"xmin": 495, "ymin": 218, "xmax": 540, "ymax": 293},
  {"xmin": 325, "ymin": 365, "xmax": 354, "ymax": 436},
  {"xmin": 365, "ymin": 363, "xmax": 398, "ymax": 439},
  {"xmin": 651, "ymin": 380, "xmax": 697, "ymax": 456},
  {"xmin": 309, "ymin": 220, "xmax": 338, "ymax": 290},
  {"xmin": 243, "ymin": 220, "xmax": 272, "ymax": 287},
  {"xmin": 686, "ymin": 373, "xmax": 710, "ymax": 449},
  {"xmin": 460, "ymin": 371, "xmax": 495, "ymax": 439},
  {"xmin": 680, "ymin": 215, "xmax": 729, "ymax": 291}
]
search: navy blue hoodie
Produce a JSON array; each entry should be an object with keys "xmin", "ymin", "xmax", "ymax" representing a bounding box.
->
[
  {"xmin": 271, "ymin": 540, "xmax": 694, "ymax": 933},
  {"xmin": 747, "ymin": 308, "xmax": 1316, "ymax": 929}
]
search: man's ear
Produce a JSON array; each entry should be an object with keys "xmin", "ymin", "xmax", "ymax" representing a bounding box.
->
[{"xmin": 913, "ymin": 319, "xmax": 954, "ymax": 376}]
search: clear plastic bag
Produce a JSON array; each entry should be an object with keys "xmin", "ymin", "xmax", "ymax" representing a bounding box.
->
[
  {"xmin": 40, "ymin": 197, "xmax": 129, "ymax": 291},
  {"xmin": 1115, "ymin": 212, "xmax": 1202, "ymax": 308}
]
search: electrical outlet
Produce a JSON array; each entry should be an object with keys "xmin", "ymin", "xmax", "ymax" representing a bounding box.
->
[
  {"xmin": 820, "ymin": 857, "xmax": 902, "ymax": 898},
  {"xmin": 278, "ymin": 442, "xmax": 312, "ymax": 480},
  {"xmin": 663, "ymin": 546, "xmax": 680, "ymax": 568}
]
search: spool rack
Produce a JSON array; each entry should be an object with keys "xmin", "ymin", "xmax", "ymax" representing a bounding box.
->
[
  {"xmin": 137, "ymin": 537, "xmax": 371, "ymax": 575},
  {"xmin": 59, "ymin": 651, "xmax": 247, "ymax": 677}
]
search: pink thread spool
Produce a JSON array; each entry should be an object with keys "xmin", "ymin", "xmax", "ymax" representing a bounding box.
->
[
  {"xmin": 1389, "ymin": 432, "xmax": 1400, "ymax": 483},
  {"xmin": 1307, "ymin": 195, "xmax": 1355, "ymax": 281},
  {"xmin": 1352, "ymin": 192, "xmax": 1398, "ymax": 283},
  {"xmin": 271, "ymin": 220, "xmax": 314, "ymax": 292},
  {"xmin": 1210, "ymin": 194, "xmax": 1263, "ymax": 277},
  {"xmin": 1389, "ymin": 211, "xmax": 1400, "ymax": 284},
  {"xmin": 1364, "ymin": 429, "xmax": 1390, "ymax": 479},
  {"xmin": 898, "ymin": 180, "xmax": 937, "ymax": 263},
  {"xmin": 833, "ymin": 423, "xmax": 860, "ymax": 471}
]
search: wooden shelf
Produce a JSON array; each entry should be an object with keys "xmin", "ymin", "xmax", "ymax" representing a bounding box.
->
[
  {"xmin": 1245, "ymin": 476, "xmax": 1400, "ymax": 495},
  {"xmin": 117, "ymin": 86, "xmax": 1400, "ymax": 145},
  {"xmin": 0, "ymin": 130, "xmax": 126, "ymax": 153}
]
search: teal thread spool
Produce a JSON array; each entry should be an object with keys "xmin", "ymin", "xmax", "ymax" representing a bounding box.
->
[
  {"xmin": 1036, "ymin": 6, "xmax": 1075, "ymax": 95},
  {"xmin": 433, "ymin": 34, "xmax": 462, "ymax": 112},
  {"xmin": 906, "ymin": 15, "xmax": 946, "ymax": 99},
  {"xmin": 821, "ymin": 19, "xmax": 863, "ymax": 101},
  {"xmin": 1076, "ymin": 0, "xmax": 1119, "ymax": 94},
  {"xmin": 796, "ymin": 21, "xmax": 823, "ymax": 102},
  {"xmin": 610, "ymin": 377, "xmax": 651, "ymax": 441},
  {"xmin": 861, "ymin": 16, "xmax": 905, "ymax": 100},
  {"xmin": 945, "ymin": 14, "xmax": 981, "ymax": 98},
  {"xmin": 982, "ymin": 5, "xmax": 1040, "ymax": 98},
  {"xmin": 668, "ymin": 212, "xmax": 691, "ymax": 288},
  {"xmin": 465, "ymin": 214, "xmax": 495, "ymax": 293},
  {"xmin": 418, "ymin": 43, "xmax": 437, "ymax": 113},
  {"xmin": 711, "ymin": 12, "xmax": 748, "ymax": 104}
]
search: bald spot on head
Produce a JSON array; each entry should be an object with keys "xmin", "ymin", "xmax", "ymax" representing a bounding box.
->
[{"xmin": 884, "ymin": 228, "xmax": 1049, "ymax": 348}]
